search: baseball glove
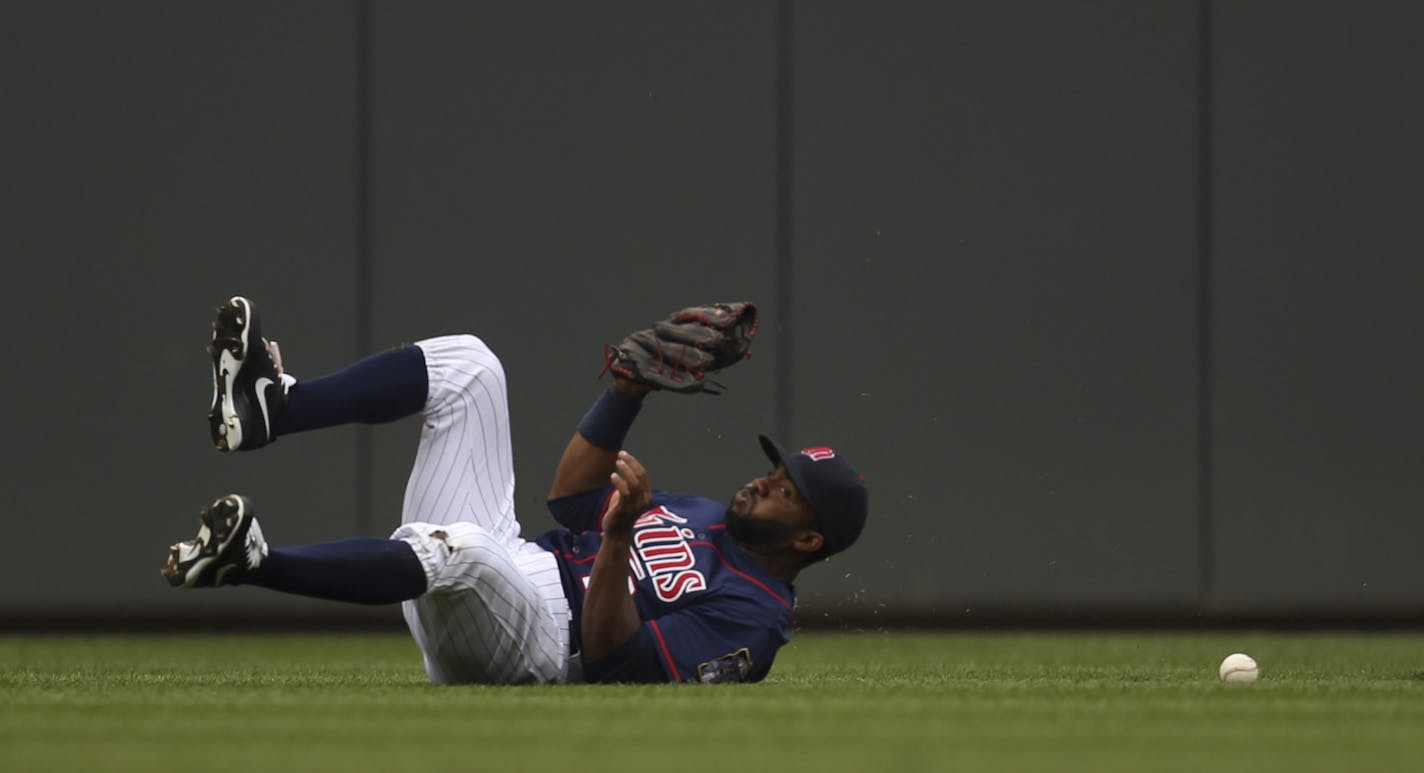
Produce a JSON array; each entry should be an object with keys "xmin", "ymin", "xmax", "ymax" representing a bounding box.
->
[{"xmin": 602, "ymin": 303, "xmax": 759, "ymax": 394}]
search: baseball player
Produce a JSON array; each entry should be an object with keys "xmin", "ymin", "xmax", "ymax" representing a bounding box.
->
[{"xmin": 163, "ymin": 296, "xmax": 869, "ymax": 684}]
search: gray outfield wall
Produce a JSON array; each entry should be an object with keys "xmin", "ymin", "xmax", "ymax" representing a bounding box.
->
[{"xmin": 2, "ymin": 1, "xmax": 1420, "ymax": 626}]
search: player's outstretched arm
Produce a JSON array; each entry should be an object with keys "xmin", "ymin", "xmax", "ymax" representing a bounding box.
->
[
  {"xmin": 581, "ymin": 451, "xmax": 649, "ymax": 664},
  {"xmin": 548, "ymin": 378, "xmax": 650, "ymax": 499}
]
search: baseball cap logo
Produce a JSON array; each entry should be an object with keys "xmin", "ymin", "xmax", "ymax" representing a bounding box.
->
[{"xmin": 800, "ymin": 446, "xmax": 836, "ymax": 461}]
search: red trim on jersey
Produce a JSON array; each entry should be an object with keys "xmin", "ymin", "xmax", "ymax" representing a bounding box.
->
[
  {"xmin": 557, "ymin": 551, "xmax": 598, "ymax": 566},
  {"xmin": 649, "ymin": 620, "xmax": 682, "ymax": 683},
  {"xmin": 690, "ymin": 540, "xmax": 792, "ymax": 610},
  {"xmin": 707, "ymin": 523, "xmax": 726, "ymax": 530},
  {"xmin": 595, "ymin": 489, "xmax": 617, "ymax": 532}
]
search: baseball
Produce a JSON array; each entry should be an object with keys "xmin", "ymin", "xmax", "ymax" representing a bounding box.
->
[{"xmin": 1219, "ymin": 652, "xmax": 1258, "ymax": 683}]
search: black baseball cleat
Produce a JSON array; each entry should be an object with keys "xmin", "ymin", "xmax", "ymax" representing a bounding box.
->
[
  {"xmin": 162, "ymin": 494, "xmax": 268, "ymax": 588},
  {"xmin": 208, "ymin": 295, "xmax": 286, "ymax": 451}
]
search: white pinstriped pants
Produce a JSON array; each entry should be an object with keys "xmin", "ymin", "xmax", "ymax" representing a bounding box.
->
[{"xmin": 391, "ymin": 335, "xmax": 575, "ymax": 685}]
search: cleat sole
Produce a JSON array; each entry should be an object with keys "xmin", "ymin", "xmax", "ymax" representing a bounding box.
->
[{"xmin": 163, "ymin": 495, "xmax": 257, "ymax": 589}]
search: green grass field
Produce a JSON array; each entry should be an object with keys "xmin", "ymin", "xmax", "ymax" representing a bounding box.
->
[{"xmin": 3, "ymin": 631, "xmax": 1422, "ymax": 772}]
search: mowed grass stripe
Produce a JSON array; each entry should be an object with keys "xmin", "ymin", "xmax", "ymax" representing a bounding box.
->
[{"xmin": 1, "ymin": 632, "xmax": 1421, "ymax": 773}]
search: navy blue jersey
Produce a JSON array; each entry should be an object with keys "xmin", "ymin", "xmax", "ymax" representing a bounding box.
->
[{"xmin": 534, "ymin": 487, "xmax": 795, "ymax": 684}]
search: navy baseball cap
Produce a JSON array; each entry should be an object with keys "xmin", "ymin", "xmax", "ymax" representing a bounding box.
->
[{"xmin": 758, "ymin": 435, "xmax": 869, "ymax": 560}]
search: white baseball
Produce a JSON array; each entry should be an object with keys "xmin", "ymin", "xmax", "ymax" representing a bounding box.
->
[{"xmin": 1219, "ymin": 652, "xmax": 1258, "ymax": 683}]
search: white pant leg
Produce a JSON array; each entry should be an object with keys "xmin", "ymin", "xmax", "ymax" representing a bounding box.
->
[
  {"xmin": 394, "ymin": 522, "xmax": 570, "ymax": 685},
  {"xmin": 394, "ymin": 335, "xmax": 570, "ymax": 684},
  {"xmin": 400, "ymin": 334, "xmax": 518, "ymax": 541}
]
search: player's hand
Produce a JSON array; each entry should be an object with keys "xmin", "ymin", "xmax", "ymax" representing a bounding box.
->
[{"xmin": 604, "ymin": 450, "xmax": 651, "ymax": 539}]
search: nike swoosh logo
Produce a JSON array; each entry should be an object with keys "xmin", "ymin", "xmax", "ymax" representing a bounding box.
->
[{"xmin": 255, "ymin": 376, "xmax": 275, "ymax": 440}]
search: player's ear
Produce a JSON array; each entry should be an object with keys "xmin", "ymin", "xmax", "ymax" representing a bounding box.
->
[{"xmin": 792, "ymin": 529, "xmax": 823, "ymax": 556}]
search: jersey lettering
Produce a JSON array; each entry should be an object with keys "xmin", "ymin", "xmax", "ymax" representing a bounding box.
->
[
  {"xmin": 656, "ymin": 569, "xmax": 707, "ymax": 600},
  {"xmin": 631, "ymin": 506, "xmax": 706, "ymax": 603},
  {"xmin": 581, "ymin": 505, "xmax": 706, "ymax": 601},
  {"xmin": 634, "ymin": 505, "xmax": 688, "ymax": 528}
]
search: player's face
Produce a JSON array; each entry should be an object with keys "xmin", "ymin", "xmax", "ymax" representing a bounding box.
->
[{"xmin": 725, "ymin": 465, "xmax": 817, "ymax": 548}]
